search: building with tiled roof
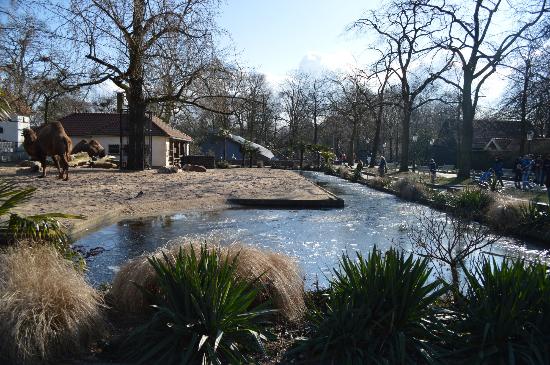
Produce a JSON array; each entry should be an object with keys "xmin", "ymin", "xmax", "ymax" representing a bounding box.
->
[{"xmin": 59, "ymin": 113, "xmax": 192, "ymax": 167}]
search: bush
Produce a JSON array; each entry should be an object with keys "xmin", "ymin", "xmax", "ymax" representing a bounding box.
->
[
  {"xmin": 0, "ymin": 245, "xmax": 103, "ymax": 364},
  {"xmin": 428, "ymin": 189, "xmax": 453, "ymax": 208},
  {"xmin": 451, "ymin": 259, "xmax": 550, "ymax": 364},
  {"xmin": 392, "ymin": 178, "xmax": 427, "ymax": 201},
  {"xmin": 486, "ymin": 198, "xmax": 526, "ymax": 231},
  {"xmin": 365, "ymin": 176, "xmax": 391, "ymax": 190},
  {"xmin": 519, "ymin": 200, "xmax": 550, "ymax": 230},
  {"xmin": 292, "ymin": 248, "xmax": 447, "ymax": 364},
  {"xmin": 336, "ymin": 166, "xmax": 352, "ymax": 179},
  {"xmin": 110, "ymin": 240, "xmax": 305, "ymax": 322},
  {"xmin": 124, "ymin": 245, "xmax": 274, "ymax": 364},
  {"xmin": 451, "ymin": 187, "xmax": 494, "ymax": 216},
  {"xmin": 216, "ymin": 160, "xmax": 230, "ymax": 169}
]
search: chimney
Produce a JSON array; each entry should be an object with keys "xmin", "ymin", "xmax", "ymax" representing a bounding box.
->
[{"xmin": 116, "ymin": 92, "xmax": 125, "ymax": 113}]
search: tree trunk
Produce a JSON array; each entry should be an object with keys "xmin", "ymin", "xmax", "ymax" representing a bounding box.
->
[
  {"xmin": 519, "ymin": 59, "xmax": 531, "ymax": 155},
  {"xmin": 399, "ymin": 105, "xmax": 411, "ymax": 172},
  {"xmin": 126, "ymin": 0, "xmax": 146, "ymax": 171},
  {"xmin": 44, "ymin": 96, "xmax": 50, "ymax": 124},
  {"xmin": 450, "ymin": 262, "xmax": 460, "ymax": 303},
  {"xmin": 458, "ymin": 73, "xmax": 474, "ymax": 179},
  {"xmin": 348, "ymin": 118, "xmax": 358, "ymax": 165},
  {"xmin": 369, "ymin": 106, "xmax": 383, "ymax": 168}
]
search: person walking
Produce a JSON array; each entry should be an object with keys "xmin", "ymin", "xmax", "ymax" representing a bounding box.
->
[
  {"xmin": 514, "ymin": 157, "xmax": 522, "ymax": 189},
  {"xmin": 521, "ymin": 155, "xmax": 533, "ymax": 190},
  {"xmin": 429, "ymin": 158, "xmax": 437, "ymax": 184},
  {"xmin": 492, "ymin": 156, "xmax": 504, "ymax": 190},
  {"xmin": 378, "ymin": 156, "xmax": 387, "ymax": 177},
  {"xmin": 534, "ymin": 155, "xmax": 544, "ymax": 186}
]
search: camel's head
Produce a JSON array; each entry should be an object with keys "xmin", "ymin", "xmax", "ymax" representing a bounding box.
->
[
  {"xmin": 89, "ymin": 140, "xmax": 106, "ymax": 158},
  {"xmin": 22, "ymin": 128, "xmax": 37, "ymax": 143}
]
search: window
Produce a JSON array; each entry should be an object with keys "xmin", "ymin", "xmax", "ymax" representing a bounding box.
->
[
  {"xmin": 0, "ymin": 127, "xmax": 3, "ymax": 133},
  {"xmin": 108, "ymin": 144, "xmax": 120, "ymax": 154}
]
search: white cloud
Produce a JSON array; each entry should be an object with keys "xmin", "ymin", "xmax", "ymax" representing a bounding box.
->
[{"xmin": 298, "ymin": 51, "xmax": 357, "ymax": 76}]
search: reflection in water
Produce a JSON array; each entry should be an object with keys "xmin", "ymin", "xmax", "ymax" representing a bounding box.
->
[{"xmin": 75, "ymin": 171, "xmax": 550, "ymax": 287}]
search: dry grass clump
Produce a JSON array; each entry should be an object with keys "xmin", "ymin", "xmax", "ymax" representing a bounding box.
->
[
  {"xmin": 392, "ymin": 178, "xmax": 427, "ymax": 201},
  {"xmin": 366, "ymin": 177, "xmax": 391, "ymax": 189},
  {"xmin": 486, "ymin": 198, "xmax": 526, "ymax": 231},
  {"xmin": 110, "ymin": 240, "xmax": 306, "ymax": 322},
  {"xmin": 0, "ymin": 245, "xmax": 104, "ymax": 365}
]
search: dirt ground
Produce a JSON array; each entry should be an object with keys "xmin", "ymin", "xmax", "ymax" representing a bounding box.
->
[{"xmin": 0, "ymin": 166, "xmax": 330, "ymax": 236}]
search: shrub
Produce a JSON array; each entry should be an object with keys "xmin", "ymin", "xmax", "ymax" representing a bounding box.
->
[
  {"xmin": 124, "ymin": 245, "xmax": 274, "ymax": 364},
  {"xmin": 216, "ymin": 160, "xmax": 230, "ymax": 169},
  {"xmin": 292, "ymin": 248, "xmax": 447, "ymax": 364},
  {"xmin": 428, "ymin": 189, "xmax": 452, "ymax": 208},
  {"xmin": 392, "ymin": 178, "xmax": 427, "ymax": 201},
  {"xmin": 336, "ymin": 165, "xmax": 351, "ymax": 179},
  {"xmin": 0, "ymin": 245, "xmax": 103, "ymax": 364},
  {"xmin": 518, "ymin": 200, "xmax": 550, "ymax": 230},
  {"xmin": 485, "ymin": 198, "xmax": 526, "ymax": 231},
  {"xmin": 451, "ymin": 259, "xmax": 550, "ymax": 364},
  {"xmin": 451, "ymin": 187, "xmax": 494, "ymax": 216},
  {"xmin": 366, "ymin": 176, "xmax": 391, "ymax": 190},
  {"xmin": 110, "ymin": 241, "xmax": 305, "ymax": 321}
]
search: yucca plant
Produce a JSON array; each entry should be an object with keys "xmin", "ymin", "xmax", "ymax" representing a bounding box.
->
[
  {"xmin": 519, "ymin": 200, "xmax": 550, "ymax": 230},
  {"xmin": 292, "ymin": 248, "xmax": 449, "ymax": 364},
  {"xmin": 125, "ymin": 245, "xmax": 275, "ymax": 365},
  {"xmin": 0, "ymin": 180, "xmax": 83, "ymax": 259},
  {"xmin": 451, "ymin": 259, "xmax": 550, "ymax": 364}
]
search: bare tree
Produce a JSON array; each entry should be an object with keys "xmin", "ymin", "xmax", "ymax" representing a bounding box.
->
[
  {"xmin": 354, "ymin": 0, "xmax": 452, "ymax": 172},
  {"xmin": 25, "ymin": 0, "xmax": 227, "ymax": 170},
  {"xmin": 409, "ymin": 209, "xmax": 500, "ymax": 301},
  {"xmin": 425, "ymin": 0, "xmax": 548, "ymax": 178}
]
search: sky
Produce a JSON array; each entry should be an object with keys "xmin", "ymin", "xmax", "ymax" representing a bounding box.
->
[
  {"xmin": 216, "ymin": 0, "xmax": 510, "ymax": 109},
  {"xmin": 217, "ymin": 0, "xmax": 382, "ymax": 85}
]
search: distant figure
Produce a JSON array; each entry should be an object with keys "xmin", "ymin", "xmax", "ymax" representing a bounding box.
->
[
  {"xmin": 429, "ymin": 158, "xmax": 437, "ymax": 184},
  {"xmin": 514, "ymin": 157, "xmax": 522, "ymax": 189},
  {"xmin": 543, "ymin": 154, "xmax": 550, "ymax": 202},
  {"xmin": 378, "ymin": 156, "xmax": 387, "ymax": 177},
  {"xmin": 492, "ymin": 156, "xmax": 504, "ymax": 190},
  {"xmin": 231, "ymin": 154, "xmax": 236, "ymax": 160},
  {"xmin": 477, "ymin": 168, "xmax": 494, "ymax": 190},
  {"xmin": 521, "ymin": 155, "xmax": 533, "ymax": 190},
  {"xmin": 534, "ymin": 155, "xmax": 544, "ymax": 186}
]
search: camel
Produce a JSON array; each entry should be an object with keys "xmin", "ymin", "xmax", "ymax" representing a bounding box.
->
[
  {"xmin": 71, "ymin": 139, "xmax": 106, "ymax": 160},
  {"xmin": 22, "ymin": 121, "xmax": 72, "ymax": 180}
]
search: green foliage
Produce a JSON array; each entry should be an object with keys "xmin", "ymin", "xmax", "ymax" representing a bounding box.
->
[
  {"xmin": 451, "ymin": 187, "xmax": 493, "ymax": 215},
  {"xmin": 125, "ymin": 245, "xmax": 274, "ymax": 365},
  {"xmin": 350, "ymin": 162, "xmax": 363, "ymax": 182},
  {"xmin": 519, "ymin": 200, "xmax": 550, "ymax": 229},
  {"xmin": 293, "ymin": 248, "xmax": 448, "ymax": 364},
  {"xmin": 451, "ymin": 259, "xmax": 550, "ymax": 364},
  {"xmin": 0, "ymin": 180, "xmax": 84, "ymax": 259},
  {"xmin": 429, "ymin": 189, "xmax": 452, "ymax": 208}
]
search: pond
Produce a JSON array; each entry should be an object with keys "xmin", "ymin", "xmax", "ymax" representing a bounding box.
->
[{"xmin": 75, "ymin": 171, "xmax": 550, "ymax": 287}]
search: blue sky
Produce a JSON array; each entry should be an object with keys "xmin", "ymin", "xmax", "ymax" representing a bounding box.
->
[{"xmin": 218, "ymin": 0, "xmax": 381, "ymax": 83}]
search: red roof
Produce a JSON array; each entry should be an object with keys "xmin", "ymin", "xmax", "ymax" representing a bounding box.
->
[{"xmin": 59, "ymin": 113, "xmax": 192, "ymax": 142}]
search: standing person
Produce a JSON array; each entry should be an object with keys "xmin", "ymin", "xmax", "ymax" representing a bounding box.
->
[
  {"xmin": 514, "ymin": 157, "xmax": 522, "ymax": 189},
  {"xmin": 521, "ymin": 155, "xmax": 533, "ymax": 190},
  {"xmin": 429, "ymin": 158, "xmax": 437, "ymax": 184},
  {"xmin": 378, "ymin": 156, "xmax": 387, "ymax": 177},
  {"xmin": 534, "ymin": 155, "xmax": 544, "ymax": 186},
  {"xmin": 544, "ymin": 154, "xmax": 550, "ymax": 203},
  {"xmin": 492, "ymin": 156, "xmax": 504, "ymax": 190}
]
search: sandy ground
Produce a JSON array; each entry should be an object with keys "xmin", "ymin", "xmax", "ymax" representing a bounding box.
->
[{"xmin": 0, "ymin": 167, "xmax": 330, "ymax": 237}]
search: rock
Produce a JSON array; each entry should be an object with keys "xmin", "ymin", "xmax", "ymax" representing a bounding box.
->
[
  {"xmin": 187, "ymin": 165, "xmax": 207, "ymax": 172},
  {"xmin": 158, "ymin": 166, "xmax": 180, "ymax": 173}
]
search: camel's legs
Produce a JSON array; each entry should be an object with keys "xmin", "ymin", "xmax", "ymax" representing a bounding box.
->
[
  {"xmin": 53, "ymin": 156, "xmax": 62, "ymax": 179},
  {"xmin": 39, "ymin": 157, "xmax": 47, "ymax": 178},
  {"xmin": 60, "ymin": 154, "xmax": 70, "ymax": 181}
]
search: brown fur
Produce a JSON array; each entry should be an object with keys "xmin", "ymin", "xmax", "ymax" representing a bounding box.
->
[
  {"xmin": 71, "ymin": 139, "xmax": 106, "ymax": 159},
  {"xmin": 22, "ymin": 122, "xmax": 72, "ymax": 180}
]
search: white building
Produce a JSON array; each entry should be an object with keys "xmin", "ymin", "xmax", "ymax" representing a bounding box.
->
[
  {"xmin": 0, "ymin": 115, "xmax": 30, "ymax": 148},
  {"xmin": 59, "ymin": 113, "xmax": 192, "ymax": 167}
]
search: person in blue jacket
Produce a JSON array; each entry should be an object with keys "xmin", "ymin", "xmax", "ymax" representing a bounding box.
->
[{"xmin": 491, "ymin": 156, "xmax": 504, "ymax": 190}]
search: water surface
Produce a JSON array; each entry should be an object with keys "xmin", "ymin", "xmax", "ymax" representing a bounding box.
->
[{"xmin": 75, "ymin": 171, "xmax": 550, "ymax": 286}]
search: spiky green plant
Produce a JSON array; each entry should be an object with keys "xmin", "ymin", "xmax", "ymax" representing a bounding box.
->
[
  {"xmin": 292, "ymin": 248, "xmax": 448, "ymax": 364},
  {"xmin": 125, "ymin": 245, "xmax": 275, "ymax": 365},
  {"xmin": 451, "ymin": 187, "xmax": 493, "ymax": 216},
  {"xmin": 451, "ymin": 259, "xmax": 550, "ymax": 364},
  {"xmin": 0, "ymin": 180, "xmax": 83, "ymax": 259},
  {"xmin": 519, "ymin": 200, "xmax": 550, "ymax": 230}
]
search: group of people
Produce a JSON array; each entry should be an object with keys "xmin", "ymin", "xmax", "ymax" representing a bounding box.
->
[{"xmin": 512, "ymin": 154, "xmax": 550, "ymax": 192}]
